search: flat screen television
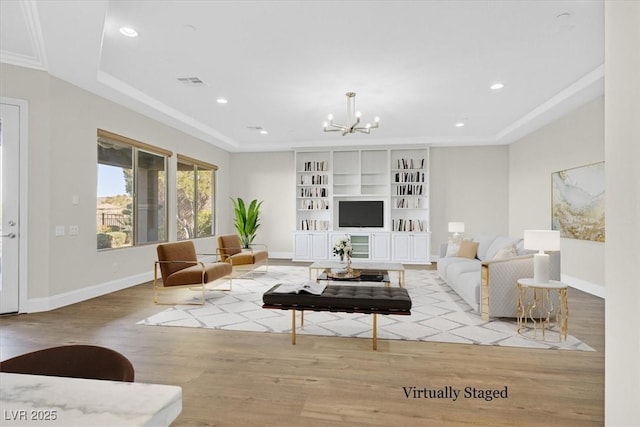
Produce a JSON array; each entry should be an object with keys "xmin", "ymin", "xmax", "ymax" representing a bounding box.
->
[{"xmin": 338, "ymin": 200, "xmax": 384, "ymax": 228}]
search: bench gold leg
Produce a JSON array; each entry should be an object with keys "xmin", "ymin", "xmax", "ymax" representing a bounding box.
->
[
  {"xmin": 291, "ymin": 309, "xmax": 296, "ymax": 345},
  {"xmin": 301, "ymin": 311, "xmax": 304, "ymax": 327},
  {"xmin": 373, "ymin": 313, "xmax": 378, "ymax": 350}
]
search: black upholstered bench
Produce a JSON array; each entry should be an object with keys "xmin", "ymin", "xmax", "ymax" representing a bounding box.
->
[{"xmin": 262, "ymin": 284, "xmax": 412, "ymax": 350}]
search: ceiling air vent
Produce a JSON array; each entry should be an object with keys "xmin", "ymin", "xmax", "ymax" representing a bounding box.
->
[{"xmin": 177, "ymin": 76, "xmax": 207, "ymax": 87}]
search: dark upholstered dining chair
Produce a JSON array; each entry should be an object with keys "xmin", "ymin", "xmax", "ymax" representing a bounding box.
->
[
  {"xmin": 0, "ymin": 345, "xmax": 135, "ymax": 382},
  {"xmin": 155, "ymin": 240, "xmax": 233, "ymax": 304}
]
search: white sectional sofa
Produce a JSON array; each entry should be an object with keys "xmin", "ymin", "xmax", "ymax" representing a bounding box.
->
[{"xmin": 437, "ymin": 235, "xmax": 561, "ymax": 320}]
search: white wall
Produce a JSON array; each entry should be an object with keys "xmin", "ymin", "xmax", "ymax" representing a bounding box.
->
[
  {"xmin": 604, "ymin": 2, "xmax": 640, "ymax": 424},
  {"xmin": 231, "ymin": 146, "xmax": 510, "ymax": 258},
  {"xmin": 0, "ymin": 63, "xmax": 231, "ymax": 307},
  {"xmin": 229, "ymin": 152, "xmax": 295, "ymax": 257},
  {"xmin": 430, "ymin": 145, "xmax": 510, "ymax": 252},
  {"xmin": 509, "ymin": 97, "xmax": 605, "ymax": 293}
]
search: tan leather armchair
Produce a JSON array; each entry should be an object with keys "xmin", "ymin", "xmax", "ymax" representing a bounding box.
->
[
  {"xmin": 155, "ymin": 240, "xmax": 233, "ymax": 304},
  {"xmin": 217, "ymin": 234, "xmax": 268, "ymax": 277}
]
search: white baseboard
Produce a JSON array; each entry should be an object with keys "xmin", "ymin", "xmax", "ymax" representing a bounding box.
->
[
  {"xmin": 26, "ymin": 271, "xmax": 154, "ymax": 313},
  {"xmin": 561, "ymin": 274, "xmax": 605, "ymax": 299},
  {"xmin": 23, "ymin": 253, "xmax": 297, "ymax": 313},
  {"xmin": 269, "ymin": 251, "xmax": 293, "ymax": 259}
]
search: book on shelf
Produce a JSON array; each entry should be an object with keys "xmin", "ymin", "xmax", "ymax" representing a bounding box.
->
[
  {"xmin": 300, "ymin": 220, "xmax": 329, "ymax": 230},
  {"xmin": 271, "ymin": 281, "xmax": 327, "ymax": 295},
  {"xmin": 303, "ymin": 161, "xmax": 328, "ymax": 172},
  {"xmin": 395, "ymin": 158, "xmax": 425, "ymax": 170},
  {"xmin": 394, "ymin": 171, "xmax": 425, "ymax": 183},
  {"xmin": 395, "ymin": 184, "xmax": 423, "ymax": 196},
  {"xmin": 392, "ymin": 218, "xmax": 425, "ymax": 232}
]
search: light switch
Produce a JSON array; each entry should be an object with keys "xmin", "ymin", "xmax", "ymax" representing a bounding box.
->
[
  {"xmin": 72, "ymin": 195, "xmax": 79, "ymax": 205},
  {"xmin": 55, "ymin": 225, "xmax": 65, "ymax": 236}
]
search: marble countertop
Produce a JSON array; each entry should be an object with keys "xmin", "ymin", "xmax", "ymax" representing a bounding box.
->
[{"xmin": 0, "ymin": 373, "xmax": 182, "ymax": 426}]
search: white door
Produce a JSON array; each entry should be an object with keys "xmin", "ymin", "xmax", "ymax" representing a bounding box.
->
[{"xmin": 0, "ymin": 103, "xmax": 21, "ymax": 313}]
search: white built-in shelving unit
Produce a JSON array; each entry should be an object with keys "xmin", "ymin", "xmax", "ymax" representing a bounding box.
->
[{"xmin": 293, "ymin": 147, "xmax": 430, "ymax": 264}]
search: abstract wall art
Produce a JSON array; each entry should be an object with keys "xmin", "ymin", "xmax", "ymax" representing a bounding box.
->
[{"xmin": 552, "ymin": 162, "xmax": 605, "ymax": 242}]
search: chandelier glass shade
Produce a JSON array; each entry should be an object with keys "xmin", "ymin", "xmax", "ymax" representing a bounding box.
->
[{"xmin": 323, "ymin": 92, "xmax": 380, "ymax": 135}]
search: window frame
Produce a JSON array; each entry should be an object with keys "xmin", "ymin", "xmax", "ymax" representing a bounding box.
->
[
  {"xmin": 176, "ymin": 154, "xmax": 218, "ymax": 241},
  {"xmin": 97, "ymin": 129, "xmax": 172, "ymax": 250}
]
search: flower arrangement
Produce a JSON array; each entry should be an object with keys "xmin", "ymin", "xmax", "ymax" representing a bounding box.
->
[{"xmin": 333, "ymin": 235, "xmax": 353, "ymax": 261}]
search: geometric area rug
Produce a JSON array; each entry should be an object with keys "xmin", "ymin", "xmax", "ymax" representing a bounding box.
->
[{"xmin": 137, "ymin": 266, "xmax": 594, "ymax": 352}]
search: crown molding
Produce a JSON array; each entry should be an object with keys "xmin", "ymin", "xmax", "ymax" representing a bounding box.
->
[{"xmin": 1, "ymin": 0, "xmax": 48, "ymax": 71}]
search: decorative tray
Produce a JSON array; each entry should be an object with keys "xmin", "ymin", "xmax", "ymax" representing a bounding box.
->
[{"xmin": 326, "ymin": 269, "xmax": 361, "ymax": 280}]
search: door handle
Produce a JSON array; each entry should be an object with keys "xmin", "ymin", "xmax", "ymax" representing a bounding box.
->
[{"xmin": 1, "ymin": 233, "xmax": 16, "ymax": 239}]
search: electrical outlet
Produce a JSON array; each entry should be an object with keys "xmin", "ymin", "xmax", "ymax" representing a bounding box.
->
[{"xmin": 69, "ymin": 225, "xmax": 79, "ymax": 235}]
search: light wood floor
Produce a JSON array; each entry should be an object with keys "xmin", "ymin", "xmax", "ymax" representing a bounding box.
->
[{"xmin": 0, "ymin": 261, "xmax": 604, "ymax": 426}]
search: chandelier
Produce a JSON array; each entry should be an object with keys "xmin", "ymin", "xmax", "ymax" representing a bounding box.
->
[{"xmin": 323, "ymin": 92, "xmax": 380, "ymax": 135}]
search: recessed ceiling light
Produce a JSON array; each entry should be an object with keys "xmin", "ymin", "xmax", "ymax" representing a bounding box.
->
[
  {"xmin": 455, "ymin": 122, "xmax": 465, "ymax": 128},
  {"xmin": 119, "ymin": 27, "xmax": 139, "ymax": 37},
  {"xmin": 260, "ymin": 130, "xmax": 268, "ymax": 135},
  {"xmin": 216, "ymin": 98, "xmax": 228, "ymax": 104},
  {"xmin": 490, "ymin": 82, "xmax": 504, "ymax": 90}
]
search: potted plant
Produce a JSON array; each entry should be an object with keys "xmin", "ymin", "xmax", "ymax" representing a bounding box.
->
[{"xmin": 231, "ymin": 198, "xmax": 263, "ymax": 248}]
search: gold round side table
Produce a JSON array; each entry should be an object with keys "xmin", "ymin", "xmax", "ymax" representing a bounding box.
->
[{"xmin": 517, "ymin": 278, "xmax": 569, "ymax": 341}]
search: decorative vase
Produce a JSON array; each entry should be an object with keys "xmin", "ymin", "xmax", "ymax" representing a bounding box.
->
[{"xmin": 339, "ymin": 254, "xmax": 344, "ymax": 262}]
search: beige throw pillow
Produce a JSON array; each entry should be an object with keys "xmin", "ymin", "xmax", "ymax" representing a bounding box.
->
[{"xmin": 457, "ymin": 241, "xmax": 479, "ymax": 259}]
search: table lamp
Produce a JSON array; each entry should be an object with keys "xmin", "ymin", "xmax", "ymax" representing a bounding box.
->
[
  {"xmin": 448, "ymin": 222, "xmax": 465, "ymax": 239},
  {"xmin": 524, "ymin": 230, "xmax": 560, "ymax": 284}
]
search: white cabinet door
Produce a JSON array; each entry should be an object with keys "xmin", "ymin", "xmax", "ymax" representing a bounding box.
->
[
  {"xmin": 293, "ymin": 233, "xmax": 311, "ymax": 259},
  {"xmin": 392, "ymin": 233, "xmax": 431, "ymax": 263},
  {"xmin": 392, "ymin": 233, "xmax": 412, "ymax": 262},
  {"xmin": 294, "ymin": 232, "xmax": 328, "ymax": 260},
  {"xmin": 370, "ymin": 233, "xmax": 391, "ymax": 261},
  {"xmin": 411, "ymin": 233, "xmax": 430, "ymax": 263},
  {"xmin": 310, "ymin": 233, "xmax": 328, "ymax": 259}
]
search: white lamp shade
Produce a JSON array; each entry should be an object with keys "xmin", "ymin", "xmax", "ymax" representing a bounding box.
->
[
  {"xmin": 448, "ymin": 222, "xmax": 465, "ymax": 233},
  {"xmin": 523, "ymin": 230, "xmax": 560, "ymax": 251}
]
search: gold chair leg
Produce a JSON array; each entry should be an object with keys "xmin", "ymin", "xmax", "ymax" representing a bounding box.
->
[{"xmin": 153, "ymin": 263, "xmax": 159, "ymax": 304}]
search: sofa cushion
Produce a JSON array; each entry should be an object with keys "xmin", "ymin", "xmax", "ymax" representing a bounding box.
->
[
  {"xmin": 436, "ymin": 256, "xmax": 456, "ymax": 280},
  {"xmin": 445, "ymin": 258, "xmax": 480, "ymax": 281},
  {"xmin": 453, "ymin": 271, "xmax": 481, "ymax": 312},
  {"xmin": 473, "ymin": 235, "xmax": 498, "ymax": 261},
  {"xmin": 457, "ymin": 241, "xmax": 479, "ymax": 259},
  {"xmin": 437, "ymin": 256, "xmax": 474, "ymax": 281},
  {"xmin": 485, "ymin": 237, "xmax": 522, "ymax": 261}
]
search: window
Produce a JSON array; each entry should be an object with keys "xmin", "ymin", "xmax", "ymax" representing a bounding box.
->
[
  {"xmin": 97, "ymin": 130, "xmax": 171, "ymax": 250},
  {"xmin": 177, "ymin": 155, "xmax": 217, "ymax": 240}
]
